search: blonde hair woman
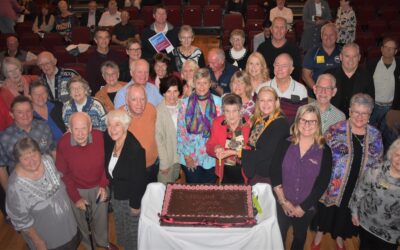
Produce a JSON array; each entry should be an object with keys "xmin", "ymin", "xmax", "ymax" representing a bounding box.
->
[
  {"xmin": 230, "ymin": 71, "xmax": 255, "ymax": 116},
  {"xmin": 245, "ymin": 52, "xmax": 270, "ymax": 94}
]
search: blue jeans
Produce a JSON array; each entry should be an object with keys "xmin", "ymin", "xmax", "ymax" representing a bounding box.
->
[
  {"xmin": 0, "ymin": 17, "xmax": 15, "ymax": 34},
  {"xmin": 181, "ymin": 165, "xmax": 216, "ymax": 184},
  {"xmin": 370, "ymin": 103, "xmax": 391, "ymax": 130}
]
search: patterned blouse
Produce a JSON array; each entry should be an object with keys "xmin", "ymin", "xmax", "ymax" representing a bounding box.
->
[
  {"xmin": 335, "ymin": 7, "xmax": 356, "ymax": 44},
  {"xmin": 349, "ymin": 162, "xmax": 400, "ymax": 244}
]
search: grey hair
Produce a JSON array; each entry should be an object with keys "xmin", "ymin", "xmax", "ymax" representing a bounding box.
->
[
  {"xmin": 68, "ymin": 111, "xmax": 92, "ymax": 129},
  {"xmin": 321, "ymin": 22, "xmax": 338, "ymax": 37},
  {"xmin": 349, "ymin": 93, "xmax": 374, "ymax": 113},
  {"xmin": 342, "ymin": 42, "xmax": 360, "ymax": 55},
  {"xmin": 2, "ymin": 57, "xmax": 22, "ymax": 78},
  {"xmin": 105, "ymin": 109, "xmax": 131, "ymax": 131},
  {"xmin": 13, "ymin": 137, "xmax": 41, "ymax": 162},
  {"xmin": 193, "ymin": 68, "xmax": 211, "ymax": 83},
  {"xmin": 101, "ymin": 60, "xmax": 120, "ymax": 75},
  {"xmin": 387, "ymin": 138, "xmax": 400, "ymax": 162},
  {"xmin": 316, "ymin": 73, "xmax": 337, "ymax": 88},
  {"xmin": 67, "ymin": 75, "xmax": 92, "ymax": 96}
]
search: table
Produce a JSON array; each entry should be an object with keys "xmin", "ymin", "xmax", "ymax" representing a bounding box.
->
[{"xmin": 138, "ymin": 183, "xmax": 284, "ymax": 250}]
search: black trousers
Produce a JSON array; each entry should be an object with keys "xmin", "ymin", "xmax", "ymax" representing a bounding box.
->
[
  {"xmin": 277, "ymin": 202, "xmax": 316, "ymax": 250},
  {"xmin": 146, "ymin": 159, "xmax": 159, "ymax": 184},
  {"xmin": 359, "ymin": 226, "xmax": 398, "ymax": 250}
]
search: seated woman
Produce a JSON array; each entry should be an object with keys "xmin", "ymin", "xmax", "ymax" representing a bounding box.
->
[
  {"xmin": 349, "ymin": 138, "xmax": 400, "ymax": 250},
  {"xmin": 245, "ymin": 52, "xmax": 270, "ymax": 95},
  {"xmin": 95, "ymin": 61, "xmax": 127, "ymax": 113},
  {"xmin": 156, "ymin": 76, "xmax": 183, "ymax": 184},
  {"xmin": 104, "ymin": 110, "xmax": 147, "ymax": 250},
  {"xmin": 32, "ymin": 3, "xmax": 55, "ymax": 34},
  {"xmin": 177, "ymin": 68, "xmax": 222, "ymax": 183},
  {"xmin": 312, "ymin": 93, "xmax": 384, "ymax": 250},
  {"xmin": 206, "ymin": 93, "xmax": 251, "ymax": 184},
  {"xmin": 230, "ymin": 71, "xmax": 255, "ymax": 116},
  {"xmin": 63, "ymin": 76, "xmax": 107, "ymax": 131},
  {"xmin": 180, "ymin": 59, "xmax": 199, "ymax": 98},
  {"xmin": 55, "ymin": 0, "xmax": 78, "ymax": 43},
  {"xmin": 225, "ymin": 29, "xmax": 249, "ymax": 70},
  {"xmin": 6, "ymin": 137, "xmax": 79, "ymax": 250},
  {"xmin": 271, "ymin": 104, "xmax": 332, "ymax": 250},
  {"xmin": 242, "ymin": 86, "xmax": 290, "ymax": 185},
  {"xmin": 1, "ymin": 57, "xmax": 38, "ymax": 107},
  {"xmin": 171, "ymin": 25, "xmax": 205, "ymax": 72},
  {"xmin": 149, "ymin": 53, "xmax": 174, "ymax": 89},
  {"xmin": 30, "ymin": 80, "xmax": 66, "ymax": 141}
]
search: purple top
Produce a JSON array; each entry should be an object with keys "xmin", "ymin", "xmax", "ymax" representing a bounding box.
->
[{"xmin": 282, "ymin": 143, "xmax": 323, "ymax": 206}]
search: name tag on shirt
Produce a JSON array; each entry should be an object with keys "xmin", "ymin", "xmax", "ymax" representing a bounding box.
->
[{"xmin": 316, "ymin": 55, "xmax": 325, "ymax": 64}]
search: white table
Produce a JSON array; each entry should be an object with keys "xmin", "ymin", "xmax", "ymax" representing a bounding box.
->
[{"xmin": 138, "ymin": 183, "xmax": 284, "ymax": 250}]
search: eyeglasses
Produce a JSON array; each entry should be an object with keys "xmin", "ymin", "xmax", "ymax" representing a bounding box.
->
[
  {"xmin": 299, "ymin": 118, "xmax": 318, "ymax": 126},
  {"xmin": 350, "ymin": 110, "xmax": 370, "ymax": 118},
  {"xmin": 315, "ymin": 85, "xmax": 334, "ymax": 93}
]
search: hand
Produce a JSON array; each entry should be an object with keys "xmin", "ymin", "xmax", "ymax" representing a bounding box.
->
[
  {"xmin": 282, "ymin": 200, "xmax": 296, "ymax": 217},
  {"xmin": 96, "ymin": 187, "xmax": 108, "ymax": 203},
  {"xmin": 184, "ymin": 155, "xmax": 196, "ymax": 170},
  {"xmin": 214, "ymin": 146, "xmax": 224, "ymax": 159},
  {"xmin": 130, "ymin": 208, "xmax": 141, "ymax": 216},
  {"xmin": 215, "ymin": 86, "xmax": 224, "ymax": 96},
  {"xmin": 352, "ymin": 215, "xmax": 360, "ymax": 226},
  {"xmin": 34, "ymin": 238, "xmax": 47, "ymax": 250},
  {"xmin": 292, "ymin": 206, "xmax": 305, "ymax": 218},
  {"xmin": 75, "ymin": 198, "xmax": 89, "ymax": 210},
  {"xmin": 159, "ymin": 167, "xmax": 171, "ymax": 175}
]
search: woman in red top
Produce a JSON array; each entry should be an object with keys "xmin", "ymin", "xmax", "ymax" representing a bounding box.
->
[{"xmin": 206, "ymin": 93, "xmax": 251, "ymax": 184}]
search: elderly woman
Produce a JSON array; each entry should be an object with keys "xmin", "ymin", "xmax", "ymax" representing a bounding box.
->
[
  {"xmin": 104, "ymin": 109, "xmax": 146, "ymax": 250},
  {"xmin": 149, "ymin": 53, "xmax": 174, "ymax": 89},
  {"xmin": 156, "ymin": 76, "xmax": 183, "ymax": 184},
  {"xmin": 6, "ymin": 137, "xmax": 79, "ymax": 250},
  {"xmin": 177, "ymin": 68, "xmax": 222, "ymax": 183},
  {"xmin": 63, "ymin": 76, "xmax": 107, "ymax": 131},
  {"xmin": 271, "ymin": 104, "xmax": 332, "ymax": 250},
  {"xmin": 32, "ymin": 3, "xmax": 55, "ymax": 34},
  {"xmin": 171, "ymin": 25, "xmax": 205, "ymax": 72},
  {"xmin": 206, "ymin": 94, "xmax": 251, "ymax": 184},
  {"xmin": 349, "ymin": 138, "xmax": 400, "ymax": 250},
  {"xmin": 181, "ymin": 59, "xmax": 199, "ymax": 98},
  {"xmin": 312, "ymin": 93, "xmax": 384, "ymax": 250},
  {"xmin": 245, "ymin": 52, "xmax": 270, "ymax": 95},
  {"xmin": 119, "ymin": 38, "xmax": 142, "ymax": 82},
  {"xmin": 30, "ymin": 80, "xmax": 66, "ymax": 141},
  {"xmin": 95, "ymin": 61, "xmax": 127, "ymax": 113},
  {"xmin": 55, "ymin": 0, "xmax": 78, "ymax": 43},
  {"xmin": 242, "ymin": 86, "xmax": 290, "ymax": 185},
  {"xmin": 230, "ymin": 71, "xmax": 255, "ymax": 116},
  {"xmin": 300, "ymin": 0, "xmax": 331, "ymax": 52},
  {"xmin": 335, "ymin": 0, "xmax": 356, "ymax": 45},
  {"xmin": 225, "ymin": 29, "xmax": 249, "ymax": 71},
  {"xmin": 1, "ymin": 57, "xmax": 38, "ymax": 107}
]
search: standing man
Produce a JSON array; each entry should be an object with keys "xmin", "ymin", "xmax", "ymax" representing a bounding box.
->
[
  {"xmin": 303, "ymin": 23, "xmax": 341, "ymax": 95},
  {"xmin": 328, "ymin": 43, "xmax": 375, "ymax": 117},
  {"xmin": 56, "ymin": 112, "xmax": 117, "ymax": 250},
  {"xmin": 207, "ymin": 48, "xmax": 239, "ymax": 96},
  {"xmin": 257, "ymin": 17, "xmax": 302, "ymax": 81},
  {"xmin": 87, "ymin": 28, "xmax": 123, "ymax": 94}
]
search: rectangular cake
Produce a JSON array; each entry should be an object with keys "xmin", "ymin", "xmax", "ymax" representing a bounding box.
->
[{"xmin": 160, "ymin": 184, "xmax": 256, "ymax": 227}]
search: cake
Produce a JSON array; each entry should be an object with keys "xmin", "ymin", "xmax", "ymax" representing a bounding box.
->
[{"xmin": 160, "ymin": 184, "xmax": 257, "ymax": 227}]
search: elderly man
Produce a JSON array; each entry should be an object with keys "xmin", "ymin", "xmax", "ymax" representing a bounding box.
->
[
  {"xmin": 257, "ymin": 17, "xmax": 302, "ymax": 81},
  {"xmin": 112, "ymin": 10, "xmax": 139, "ymax": 46},
  {"xmin": 260, "ymin": 53, "xmax": 307, "ymax": 124},
  {"xmin": 37, "ymin": 51, "xmax": 78, "ymax": 103},
  {"xmin": 367, "ymin": 37, "xmax": 400, "ymax": 128},
  {"xmin": 207, "ymin": 48, "xmax": 239, "ymax": 96},
  {"xmin": 312, "ymin": 73, "xmax": 345, "ymax": 132},
  {"xmin": 80, "ymin": 0, "xmax": 102, "ymax": 30},
  {"xmin": 56, "ymin": 112, "xmax": 117, "ymax": 250},
  {"xmin": 303, "ymin": 23, "xmax": 341, "ymax": 94},
  {"xmin": 0, "ymin": 35, "xmax": 38, "ymax": 75},
  {"xmin": 114, "ymin": 59, "xmax": 162, "ymax": 108},
  {"xmin": 328, "ymin": 43, "xmax": 375, "ymax": 117},
  {"xmin": 269, "ymin": 0, "xmax": 293, "ymax": 29},
  {"xmin": 87, "ymin": 28, "xmax": 124, "ymax": 94},
  {"xmin": 0, "ymin": 96, "xmax": 56, "ymax": 190},
  {"xmin": 122, "ymin": 84, "xmax": 158, "ymax": 184},
  {"xmin": 253, "ymin": 19, "xmax": 272, "ymax": 52},
  {"xmin": 141, "ymin": 5, "xmax": 179, "ymax": 60},
  {"xmin": 98, "ymin": 0, "xmax": 121, "ymax": 27}
]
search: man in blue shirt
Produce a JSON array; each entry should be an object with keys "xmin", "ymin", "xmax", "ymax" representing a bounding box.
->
[
  {"xmin": 114, "ymin": 59, "xmax": 162, "ymax": 109},
  {"xmin": 303, "ymin": 23, "xmax": 341, "ymax": 95},
  {"xmin": 207, "ymin": 48, "xmax": 239, "ymax": 96}
]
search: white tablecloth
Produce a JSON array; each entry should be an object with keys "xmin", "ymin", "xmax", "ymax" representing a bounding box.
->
[{"xmin": 138, "ymin": 183, "xmax": 283, "ymax": 250}]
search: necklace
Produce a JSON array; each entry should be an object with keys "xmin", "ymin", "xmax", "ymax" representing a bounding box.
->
[
  {"xmin": 113, "ymin": 143, "xmax": 123, "ymax": 157},
  {"xmin": 353, "ymin": 133, "xmax": 364, "ymax": 147}
]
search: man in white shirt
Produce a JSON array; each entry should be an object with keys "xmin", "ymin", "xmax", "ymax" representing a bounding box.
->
[
  {"xmin": 98, "ymin": 0, "xmax": 121, "ymax": 27},
  {"xmin": 269, "ymin": 0, "xmax": 293, "ymax": 30}
]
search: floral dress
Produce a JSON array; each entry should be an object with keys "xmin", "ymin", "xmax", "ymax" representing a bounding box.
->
[{"xmin": 335, "ymin": 7, "xmax": 356, "ymax": 44}]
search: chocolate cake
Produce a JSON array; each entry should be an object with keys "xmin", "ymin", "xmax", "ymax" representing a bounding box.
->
[{"xmin": 160, "ymin": 184, "xmax": 257, "ymax": 227}]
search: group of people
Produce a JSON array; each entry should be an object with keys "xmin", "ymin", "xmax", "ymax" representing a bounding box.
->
[{"xmin": 0, "ymin": 1, "xmax": 399, "ymax": 250}]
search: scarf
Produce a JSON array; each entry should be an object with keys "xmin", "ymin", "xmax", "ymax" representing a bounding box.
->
[
  {"xmin": 185, "ymin": 91, "xmax": 216, "ymax": 138},
  {"xmin": 248, "ymin": 110, "xmax": 281, "ymax": 148}
]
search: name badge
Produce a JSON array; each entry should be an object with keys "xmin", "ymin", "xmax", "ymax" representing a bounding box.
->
[{"xmin": 316, "ymin": 55, "xmax": 325, "ymax": 64}]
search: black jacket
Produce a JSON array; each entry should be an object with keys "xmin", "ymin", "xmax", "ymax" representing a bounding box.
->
[{"xmin": 80, "ymin": 10, "xmax": 102, "ymax": 27}]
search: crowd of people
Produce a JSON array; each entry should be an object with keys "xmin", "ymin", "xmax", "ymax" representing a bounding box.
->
[{"xmin": 0, "ymin": 0, "xmax": 399, "ymax": 250}]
